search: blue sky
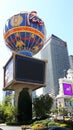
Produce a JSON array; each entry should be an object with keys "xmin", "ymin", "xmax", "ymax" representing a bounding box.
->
[{"xmin": 0, "ymin": 0, "xmax": 73, "ymax": 102}]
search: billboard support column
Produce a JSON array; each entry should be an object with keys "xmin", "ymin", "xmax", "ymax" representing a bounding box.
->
[{"xmin": 14, "ymin": 87, "xmax": 23, "ymax": 107}]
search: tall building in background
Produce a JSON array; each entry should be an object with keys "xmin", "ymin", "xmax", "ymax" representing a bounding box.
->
[
  {"xmin": 40, "ymin": 34, "xmax": 70, "ymax": 96},
  {"xmin": 69, "ymin": 55, "xmax": 73, "ymax": 69}
]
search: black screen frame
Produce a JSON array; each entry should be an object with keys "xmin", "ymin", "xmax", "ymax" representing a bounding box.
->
[{"xmin": 15, "ymin": 54, "xmax": 46, "ymax": 84}]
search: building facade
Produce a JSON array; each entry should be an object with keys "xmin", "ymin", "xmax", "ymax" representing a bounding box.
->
[
  {"xmin": 56, "ymin": 69, "xmax": 73, "ymax": 114},
  {"xmin": 69, "ymin": 55, "xmax": 73, "ymax": 69},
  {"xmin": 40, "ymin": 34, "xmax": 70, "ymax": 96}
]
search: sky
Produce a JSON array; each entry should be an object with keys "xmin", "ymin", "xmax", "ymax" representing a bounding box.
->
[{"xmin": 0, "ymin": 0, "xmax": 73, "ymax": 102}]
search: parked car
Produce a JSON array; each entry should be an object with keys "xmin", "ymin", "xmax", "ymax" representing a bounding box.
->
[{"xmin": 48, "ymin": 126, "xmax": 69, "ymax": 130}]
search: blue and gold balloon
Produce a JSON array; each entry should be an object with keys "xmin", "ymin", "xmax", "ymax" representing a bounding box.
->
[{"xmin": 4, "ymin": 11, "xmax": 46, "ymax": 56}]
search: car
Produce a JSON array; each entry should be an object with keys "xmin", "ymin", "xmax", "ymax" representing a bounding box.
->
[{"xmin": 48, "ymin": 126, "xmax": 69, "ymax": 130}]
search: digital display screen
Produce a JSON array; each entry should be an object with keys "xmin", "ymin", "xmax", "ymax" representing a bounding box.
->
[
  {"xmin": 4, "ymin": 59, "xmax": 13, "ymax": 86},
  {"xmin": 63, "ymin": 83, "xmax": 72, "ymax": 95},
  {"xmin": 15, "ymin": 55, "xmax": 45, "ymax": 84}
]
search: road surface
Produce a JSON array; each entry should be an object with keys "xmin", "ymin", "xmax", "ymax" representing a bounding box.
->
[{"xmin": 0, "ymin": 124, "xmax": 21, "ymax": 130}]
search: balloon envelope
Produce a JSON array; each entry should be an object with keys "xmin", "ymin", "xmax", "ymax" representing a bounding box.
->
[{"xmin": 4, "ymin": 11, "xmax": 46, "ymax": 56}]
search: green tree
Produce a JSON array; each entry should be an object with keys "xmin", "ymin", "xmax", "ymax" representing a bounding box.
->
[
  {"xmin": 68, "ymin": 97, "xmax": 73, "ymax": 102},
  {"xmin": 67, "ymin": 97, "xmax": 73, "ymax": 116},
  {"xmin": 0, "ymin": 95, "xmax": 16, "ymax": 122},
  {"xmin": 58, "ymin": 106, "xmax": 68, "ymax": 119},
  {"xmin": 17, "ymin": 88, "xmax": 32, "ymax": 123},
  {"xmin": 33, "ymin": 94, "xmax": 53, "ymax": 119},
  {"xmin": 50, "ymin": 107, "xmax": 58, "ymax": 115}
]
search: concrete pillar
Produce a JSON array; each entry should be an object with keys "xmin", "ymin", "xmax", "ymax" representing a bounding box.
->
[{"xmin": 14, "ymin": 87, "xmax": 23, "ymax": 107}]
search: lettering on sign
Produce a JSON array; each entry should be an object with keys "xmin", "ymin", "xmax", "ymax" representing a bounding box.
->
[{"xmin": 27, "ymin": 11, "xmax": 44, "ymax": 26}]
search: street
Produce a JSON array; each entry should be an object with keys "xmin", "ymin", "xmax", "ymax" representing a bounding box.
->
[{"xmin": 0, "ymin": 124, "xmax": 21, "ymax": 130}]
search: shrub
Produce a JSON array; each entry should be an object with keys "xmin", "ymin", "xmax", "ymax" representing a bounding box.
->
[
  {"xmin": 48, "ymin": 121, "xmax": 59, "ymax": 126},
  {"xmin": 32, "ymin": 123, "xmax": 46, "ymax": 130}
]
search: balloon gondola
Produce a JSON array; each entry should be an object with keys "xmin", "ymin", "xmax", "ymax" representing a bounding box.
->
[{"xmin": 4, "ymin": 11, "xmax": 46, "ymax": 56}]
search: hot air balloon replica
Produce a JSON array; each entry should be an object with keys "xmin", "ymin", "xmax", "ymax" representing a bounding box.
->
[
  {"xmin": 4, "ymin": 11, "xmax": 46, "ymax": 56},
  {"xmin": 3, "ymin": 11, "xmax": 47, "ymax": 123}
]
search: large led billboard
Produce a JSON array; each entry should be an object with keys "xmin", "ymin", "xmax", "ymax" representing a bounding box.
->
[
  {"xmin": 15, "ymin": 54, "xmax": 46, "ymax": 84},
  {"xmin": 4, "ymin": 58, "xmax": 13, "ymax": 87},
  {"xmin": 4, "ymin": 53, "xmax": 46, "ymax": 89},
  {"xmin": 63, "ymin": 83, "xmax": 72, "ymax": 96}
]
